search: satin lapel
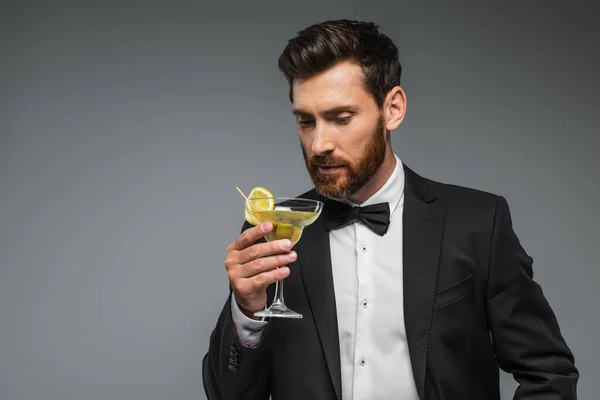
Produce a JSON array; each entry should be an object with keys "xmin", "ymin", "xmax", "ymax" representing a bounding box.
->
[
  {"xmin": 296, "ymin": 197, "xmax": 342, "ymax": 400},
  {"xmin": 402, "ymin": 165, "xmax": 445, "ymax": 400}
]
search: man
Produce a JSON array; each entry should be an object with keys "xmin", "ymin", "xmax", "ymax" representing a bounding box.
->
[{"xmin": 202, "ymin": 19, "xmax": 578, "ymax": 400}]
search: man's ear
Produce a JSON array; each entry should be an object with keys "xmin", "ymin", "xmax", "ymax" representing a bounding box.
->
[{"xmin": 384, "ymin": 86, "xmax": 407, "ymax": 131}]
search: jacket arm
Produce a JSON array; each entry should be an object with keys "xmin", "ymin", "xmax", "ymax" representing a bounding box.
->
[
  {"xmin": 486, "ymin": 196, "xmax": 579, "ymax": 399},
  {"xmin": 202, "ymin": 292, "xmax": 271, "ymax": 400}
]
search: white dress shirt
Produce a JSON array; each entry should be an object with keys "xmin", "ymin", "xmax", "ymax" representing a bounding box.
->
[{"xmin": 231, "ymin": 154, "xmax": 419, "ymax": 400}]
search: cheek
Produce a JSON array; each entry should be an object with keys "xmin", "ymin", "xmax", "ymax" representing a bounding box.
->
[
  {"xmin": 297, "ymin": 133, "xmax": 312, "ymax": 155},
  {"xmin": 343, "ymin": 131, "xmax": 370, "ymax": 157}
]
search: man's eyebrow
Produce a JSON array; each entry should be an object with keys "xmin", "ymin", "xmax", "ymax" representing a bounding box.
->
[
  {"xmin": 292, "ymin": 109, "xmax": 311, "ymax": 117},
  {"xmin": 292, "ymin": 105, "xmax": 358, "ymax": 117}
]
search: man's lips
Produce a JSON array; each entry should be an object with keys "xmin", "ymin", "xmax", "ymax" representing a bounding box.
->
[{"xmin": 315, "ymin": 165, "xmax": 344, "ymax": 174}]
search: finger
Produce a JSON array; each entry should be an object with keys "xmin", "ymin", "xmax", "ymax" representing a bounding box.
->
[
  {"xmin": 247, "ymin": 267, "xmax": 290, "ymax": 290},
  {"xmin": 241, "ymin": 251, "xmax": 297, "ymax": 278},
  {"xmin": 231, "ymin": 222, "xmax": 273, "ymax": 251},
  {"xmin": 237, "ymin": 238, "xmax": 293, "ymax": 265}
]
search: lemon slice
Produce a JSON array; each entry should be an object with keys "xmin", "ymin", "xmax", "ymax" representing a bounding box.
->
[
  {"xmin": 247, "ymin": 186, "xmax": 274, "ymax": 210},
  {"xmin": 244, "ymin": 186, "xmax": 274, "ymax": 225}
]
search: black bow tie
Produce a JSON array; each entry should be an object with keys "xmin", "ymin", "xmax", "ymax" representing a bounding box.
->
[{"xmin": 323, "ymin": 200, "xmax": 391, "ymax": 236}]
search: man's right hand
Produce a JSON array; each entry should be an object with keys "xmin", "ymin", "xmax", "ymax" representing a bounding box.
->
[{"xmin": 225, "ymin": 222, "xmax": 297, "ymax": 320}]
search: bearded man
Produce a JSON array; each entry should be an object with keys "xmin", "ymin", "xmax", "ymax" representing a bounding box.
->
[{"xmin": 202, "ymin": 19, "xmax": 578, "ymax": 400}]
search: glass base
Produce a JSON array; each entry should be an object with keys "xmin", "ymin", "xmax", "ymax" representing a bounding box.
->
[{"xmin": 254, "ymin": 302, "xmax": 303, "ymax": 319}]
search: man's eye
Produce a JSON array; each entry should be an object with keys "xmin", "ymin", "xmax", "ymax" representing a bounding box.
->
[
  {"xmin": 335, "ymin": 116, "xmax": 351, "ymax": 125},
  {"xmin": 298, "ymin": 120, "xmax": 315, "ymax": 128}
]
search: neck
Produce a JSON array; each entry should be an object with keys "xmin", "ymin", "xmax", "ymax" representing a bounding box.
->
[{"xmin": 349, "ymin": 147, "xmax": 397, "ymax": 205}]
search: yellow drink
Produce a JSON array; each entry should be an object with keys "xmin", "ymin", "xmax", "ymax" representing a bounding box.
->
[
  {"xmin": 241, "ymin": 191, "xmax": 323, "ymax": 319},
  {"xmin": 248, "ymin": 210, "xmax": 319, "ymax": 246}
]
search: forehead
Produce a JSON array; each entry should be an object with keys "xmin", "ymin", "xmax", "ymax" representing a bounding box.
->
[{"xmin": 292, "ymin": 61, "xmax": 374, "ymax": 112}]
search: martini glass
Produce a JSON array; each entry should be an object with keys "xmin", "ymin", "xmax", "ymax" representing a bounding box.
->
[{"xmin": 245, "ymin": 197, "xmax": 323, "ymax": 318}]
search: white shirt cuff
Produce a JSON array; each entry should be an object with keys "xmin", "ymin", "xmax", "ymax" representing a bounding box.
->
[{"xmin": 230, "ymin": 294, "xmax": 268, "ymax": 347}]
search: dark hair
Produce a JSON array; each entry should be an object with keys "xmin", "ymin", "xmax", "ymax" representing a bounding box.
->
[{"xmin": 278, "ymin": 19, "xmax": 402, "ymax": 108}]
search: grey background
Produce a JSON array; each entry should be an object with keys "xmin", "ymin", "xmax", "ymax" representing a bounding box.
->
[{"xmin": 1, "ymin": 1, "xmax": 598, "ymax": 399}]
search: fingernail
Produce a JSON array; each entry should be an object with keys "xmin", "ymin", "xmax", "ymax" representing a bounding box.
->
[
  {"xmin": 280, "ymin": 267, "xmax": 290, "ymax": 276},
  {"xmin": 287, "ymin": 251, "xmax": 297, "ymax": 260},
  {"xmin": 262, "ymin": 222, "xmax": 272, "ymax": 231},
  {"xmin": 281, "ymin": 239, "xmax": 292, "ymax": 249}
]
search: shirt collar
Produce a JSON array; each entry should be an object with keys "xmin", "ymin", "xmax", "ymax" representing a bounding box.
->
[{"xmin": 339, "ymin": 153, "xmax": 405, "ymax": 214}]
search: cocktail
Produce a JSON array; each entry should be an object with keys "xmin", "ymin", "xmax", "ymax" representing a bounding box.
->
[{"xmin": 242, "ymin": 187, "xmax": 323, "ymax": 318}]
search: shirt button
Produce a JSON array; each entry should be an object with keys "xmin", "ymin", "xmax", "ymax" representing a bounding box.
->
[
  {"xmin": 359, "ymin": 357, "xmax": 366, "ymax": 366},
  {"xmin": 362, "ymin": 299, "xmax": 368, "ymax": 308},
  {"xmin": 361, "ymin": 244, "xmax": 367, "ymax": 252}
]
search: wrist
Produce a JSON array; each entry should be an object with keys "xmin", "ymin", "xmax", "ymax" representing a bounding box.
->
[{"xmin": 238, "ymin": 301, "xmax": 265, "ymax": 321}]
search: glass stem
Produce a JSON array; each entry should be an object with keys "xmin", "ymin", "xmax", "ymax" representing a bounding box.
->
[{"xmin": 271, "ymin": 267, "xmax": 285, "ymax": 306}]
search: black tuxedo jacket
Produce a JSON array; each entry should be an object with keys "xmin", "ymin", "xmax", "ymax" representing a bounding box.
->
[{"xmin": 203, "ymin": 164, "xmax": 578, "ymax": 399}]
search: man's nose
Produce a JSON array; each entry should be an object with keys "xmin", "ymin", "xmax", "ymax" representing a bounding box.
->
[{"xmin": 311, "ymin": 122, "xmax": 335, "ymax": 155}]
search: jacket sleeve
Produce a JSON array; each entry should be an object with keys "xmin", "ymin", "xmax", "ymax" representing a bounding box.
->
[
  {"xmin": 202, "ymin": 221, "xmax": 272, "ymax": 400},
  {"xmin": 486, "ymin": 196, "xmax": 579, "ymax": 399},
  {"xmin": 202, "ymin": 292, "xmax": 271, "ymax": 400}
]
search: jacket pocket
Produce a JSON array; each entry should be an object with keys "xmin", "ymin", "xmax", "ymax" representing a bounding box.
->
[{"xmin": 433, "ymin": 273, "xmax": 473, "ymax": 309}]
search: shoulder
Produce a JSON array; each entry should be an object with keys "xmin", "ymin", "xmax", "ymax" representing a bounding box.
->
[
  {"xmin": 433, "ymin": 179, "xmax": 500, "ymax": 210},
  {"xmin": 404, "ymin": 164, "xmax": 505, "ymax": 218}
]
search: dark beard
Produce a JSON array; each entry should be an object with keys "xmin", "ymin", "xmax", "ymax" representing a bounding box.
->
[{"xmin": 301, "ymin": 116, "xmax": 387, "ymax": 199}]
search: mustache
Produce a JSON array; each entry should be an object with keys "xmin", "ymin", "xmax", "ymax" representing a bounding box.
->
[{"xmin": 309, "ymin": 154, "xmax": 348, "ymax": 167}]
